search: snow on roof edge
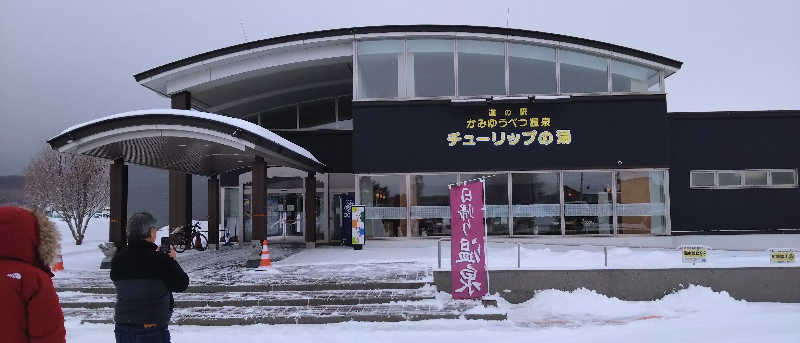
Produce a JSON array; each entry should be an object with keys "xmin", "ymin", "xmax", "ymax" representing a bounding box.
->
[{"xmin": 53, "ymin": 109, "xmax": 321, "ymax": 164}]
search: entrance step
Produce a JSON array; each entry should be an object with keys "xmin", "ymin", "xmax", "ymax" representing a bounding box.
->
[
  {"xmin": 64, "ymin": 301, "xmax": 507, "ymax": 325},
  {"xmin": 59, "ymin": 288, "xmax": 436, "ymax": 308},
  {"xmin": 56, "ymin": 281, "xmax": 428, "ymax": 294}
]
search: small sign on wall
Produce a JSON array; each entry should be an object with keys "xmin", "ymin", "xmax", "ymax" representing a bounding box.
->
[
  {"xmin": 680, "ymin": 245, "xmax": 709, "ymax": 264},
  {"xmin": 351, "ymin": 205, "xmax": 365, "ymax": 250},
  {"xmin": 769, "ymin": 249, "xmax": 796, "ymax": 263}
]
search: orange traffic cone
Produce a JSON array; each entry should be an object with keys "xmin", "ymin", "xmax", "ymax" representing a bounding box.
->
[
  {"xmin": 51, "ymin": 254, "xmax": 64, "ymax": 272},
  {"xmin": 258, "ymin": 240, "xmax": 271, "ymax": 267}
]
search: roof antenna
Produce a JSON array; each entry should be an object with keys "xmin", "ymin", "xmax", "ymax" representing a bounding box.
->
[{"xmin": 239, "ymin": 20, "xmax": 249, "ymax": 43}]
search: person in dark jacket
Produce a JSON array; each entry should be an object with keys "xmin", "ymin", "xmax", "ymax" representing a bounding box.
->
[
  {"xmin": 111, "ymin": 212, "xmax": 189, "ymax": 343},
  {"xmin": 0, "ymin": 206, "xmax": 66, "ymax": 343}
]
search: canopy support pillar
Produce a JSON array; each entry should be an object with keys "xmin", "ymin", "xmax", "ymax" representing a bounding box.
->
[
  {"xmin": 246, "ymin": 156, "xmax": 267, "ymax": 268},
  {"xmin": 102, "ymin": 158, "xmax": 127, "ymax": 269},
  {"xmin": 169, "ymin": 91, "xmax": 192, "ymax": 235},
  {"xmin": 304, "ymin": 171, "xmax": 316, "ymax": 248},
  {"xmin": 168, "ymin": 171, "xmax": 192, "ymax": 234},
  {"xmin": 207, "ymin": 175, "xmax": 220, "ymax": 250}
]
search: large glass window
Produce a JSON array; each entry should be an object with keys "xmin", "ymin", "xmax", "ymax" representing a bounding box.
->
[
  {"xmin": 744, "ymin": 171, "xmax": 768, "ymax": 186},
  {"xmin": 611, "ymin": 60, "xmax": 660, "ymax": 93},
  {"xmin": 407, "ymin": 39, "xmax": 454, "ymax": 97},
  {"xmin": 616, "ymin": 171, "xmax": 667, "ymax": 235},
  {"xmin": 690, "ymin": 171, "xmax": 715, "ymax": 187},
  {"xmin": 718, "ymin": 172, "xmax": 741, "ymax": 187},
  {"xmin": 299, "ymin": 99, "xmax": 336, "ymax": 129},
  {"xmin": 563, "ymin": 172, "xmax": 613, "ymax": 234},
  {"xmin": 771, "ymin": 170, "xmax": 797, "ymax": 186},
  {"xmin": 223, "ymin": 187, "xmax": 240, "ymax": 240},
  {"xmin": 559, "ymin": 50, "xmax": 608, "ymax": 94},
  {"xmin": 357, "ymin": 40, "xmax": 404, "ymax": 98},
  {"xmin": 509, "ymin": 43, "xmax": 556, "ymax": 94},
  {"xmin": 410, "ymin": 174, "xmax": 456, "ymax": 236},
  {"xmin": 457, "ymin": 40, "xmax": 505, "ymax": 96},
  {"xmin": 512, "ymin": 172, "xmax": 561, "ymax": 235},
  {"xmin": 261, "ymin": 106, "xmax": 297, "ymax": 130},
  {"xmin": 358, "ymin": 175, "xmax": 407, "ymax": 237},
  {"xmin": 461, "ymin": 173, "xmax": 509, "ymax": 235}
]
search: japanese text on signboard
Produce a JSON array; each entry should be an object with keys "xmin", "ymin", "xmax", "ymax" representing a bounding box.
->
[
  {"xmin": 449, "ymin": 180, "xmax": 488, "ymax": 300},
  {"xmin": 446, "ymin": 106, "xmax": 572, "ymax": 147}
]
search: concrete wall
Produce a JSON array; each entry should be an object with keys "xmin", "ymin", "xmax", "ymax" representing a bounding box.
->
[{"xmin": 434, "ymin": 267, "xmax": 800, "ymax": 303}]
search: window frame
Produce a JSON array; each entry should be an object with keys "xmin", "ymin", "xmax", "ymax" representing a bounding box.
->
[
  {"xmin": 258, "ymin": 94, "xmax": 352, "ymax": 131},
  {"xmin": 405, "ymin": 38, "xmax": 456, "ymax": 98},
  {"xmin": 353, "ymin": 36, "xmax": 670, "ymax": 101},
  {"xmin": 555, "ymin": 48, "xmax": 611, "ymax": 95},
  {"xmin": 690, "ymin": 169, "xmax": 799, "ymax": 189},
  {"xmin": 355, "ymin": 168, "xmax": 671, "ymax": 236}
]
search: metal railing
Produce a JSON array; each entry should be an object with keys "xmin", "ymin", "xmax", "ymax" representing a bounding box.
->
[
  {"xmin": 437, "ymin": 238, "xmax": 607, "ymax": 269},
  {"xmin": 436, "ymin": 238, "xmax": 791, "ymax": 270}
]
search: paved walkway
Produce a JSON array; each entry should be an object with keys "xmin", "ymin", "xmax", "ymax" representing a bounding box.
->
[
  {"xmin": 54, "ymin": 244, "xmax": 431, "ymax": 289},
  {"xmin": 53, "ymin": 244, "xmax": 499, "ymax": 325},
  {"xmin": 64, "ymin": 301, "xmax": 504, "ymax": 325},
  {"xmin": 59, "ymin": 288, "xmax": 438, "ymax": 308}
]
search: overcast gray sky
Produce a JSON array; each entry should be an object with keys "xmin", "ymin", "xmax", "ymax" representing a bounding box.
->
[{"xmin": 1, "ymin": 0, "xmax": 798, "ymax": 176}]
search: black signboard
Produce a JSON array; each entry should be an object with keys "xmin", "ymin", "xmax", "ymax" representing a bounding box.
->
[
  {"xmin": 340, "ymin": 194, "xmax": 354, "ymax": 245},
  {"xmin": 352, "ymin": 95, "xmax": 668, "ymax": 173}
]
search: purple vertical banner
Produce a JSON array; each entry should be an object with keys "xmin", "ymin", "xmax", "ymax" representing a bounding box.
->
[{"xmin": 449, "ymin": 180, "xmax": 487, "ymax": 300}]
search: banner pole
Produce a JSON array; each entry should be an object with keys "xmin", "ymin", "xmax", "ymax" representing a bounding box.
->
[{"xmin": 481, "ymin": 177, "xmax": 489, "ymax": 299}]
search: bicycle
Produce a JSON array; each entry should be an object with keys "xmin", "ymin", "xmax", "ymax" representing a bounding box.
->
[{"xmin": 169, "ymin": 221, "xmax": 208, "ymax": 253}]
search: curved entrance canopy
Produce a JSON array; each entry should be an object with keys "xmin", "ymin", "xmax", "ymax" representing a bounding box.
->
[{"xmin": 47, "ymin": 109, "xmax": 325, "ymax": 175}]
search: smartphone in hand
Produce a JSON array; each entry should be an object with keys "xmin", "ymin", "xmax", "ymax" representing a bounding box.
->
[{"xmin": 159, "ymin": 237, "xmax": 171, "ymax": 254}]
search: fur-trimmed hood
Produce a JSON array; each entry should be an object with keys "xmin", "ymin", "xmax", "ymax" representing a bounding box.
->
[
  {"xmin": 0, "ymin": 206, "xmax": 61, "ymax": 275},
  {"xmin": 30, "ymin": 208, "xmax": 61, "ymax": 266}
]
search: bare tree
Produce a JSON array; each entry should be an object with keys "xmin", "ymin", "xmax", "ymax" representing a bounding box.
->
[{"xmin": 24, "ymin": 147, "xmax": 110, "ymax": 245}]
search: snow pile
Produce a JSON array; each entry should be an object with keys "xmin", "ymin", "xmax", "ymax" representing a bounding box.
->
[{"xmin": 509, "ymin": 285, "xmax": 745, "ymax": 325}]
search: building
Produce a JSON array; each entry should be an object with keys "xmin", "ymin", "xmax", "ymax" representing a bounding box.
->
[{"xmin": 49, "ymin": 25, "xmax": 800, "ymax": 249}]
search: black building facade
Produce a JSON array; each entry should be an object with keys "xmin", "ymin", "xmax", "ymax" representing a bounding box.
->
[
  {"xmin": 668, "ymin": 111, "xmax": 800, "ymax": 232},
  {"xmin": 104, "ymin": 25, "xmax": 797, "ymax": 242}
]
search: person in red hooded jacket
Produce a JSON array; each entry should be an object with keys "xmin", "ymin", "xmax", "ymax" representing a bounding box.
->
[{"xmin": 0, "ymin": 206, "xmax": 66, "ymax": 343}]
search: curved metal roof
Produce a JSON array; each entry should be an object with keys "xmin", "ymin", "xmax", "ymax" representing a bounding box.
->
[
  {"xmin": 134, "ymin": 25, "xmax": 682, "ymax": 83},
  {"xmin": 48, "ymin": 109, "xmax": 325, "ymax": 175}
]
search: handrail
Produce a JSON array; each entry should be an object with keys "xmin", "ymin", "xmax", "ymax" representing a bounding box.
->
[{"xmin": 436, "ymin": 238, "xmax": 781, "ymax": 269}]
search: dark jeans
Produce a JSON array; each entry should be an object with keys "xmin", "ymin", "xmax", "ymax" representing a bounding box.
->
[{"xmin": 114, "ymin": 324, "xmax": 171, "ymax": 343}]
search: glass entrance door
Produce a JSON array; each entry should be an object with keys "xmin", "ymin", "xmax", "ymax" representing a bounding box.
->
[{"xmin": 267, "ymin": 192, "xmax": 304, "ymax": 239}]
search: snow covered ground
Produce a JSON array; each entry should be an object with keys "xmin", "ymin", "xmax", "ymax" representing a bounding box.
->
[
  {"xmin": 64, "ymin": 286, "xmax": 800, "ymax": 342},
  {"xmin": 51, "ymin": 218, "xmax": 800, "ymax": 341},
  {"xmin": 55, "ymin": 217, "xmax": 109, "ymax": 271},
  {"xmin": 53, "ymin": 218, "xmax": 799, "ymax": 272}
]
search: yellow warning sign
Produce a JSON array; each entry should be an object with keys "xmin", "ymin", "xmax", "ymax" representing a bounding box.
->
[
  {"xmin": 681, "ymin": 245, "xmax": 708, "ymax": 264},
  {"xmin": 769, "ymin": 249, "xmax": 796, "ymax": 263}
]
